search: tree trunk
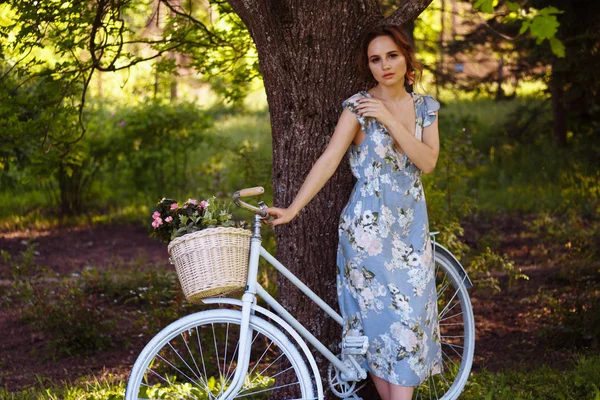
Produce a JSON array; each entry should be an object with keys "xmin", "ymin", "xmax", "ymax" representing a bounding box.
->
[
  {"xmin": 226, "ymin": 1, "xmax": 433, "ymax": 396},
  {"xmin": 551, "ymin": 62, "xmax": 567, "ymax": 148},
  {"xmin": 495, "ymin": 56, "xmax": 505, "ymax": 101}
]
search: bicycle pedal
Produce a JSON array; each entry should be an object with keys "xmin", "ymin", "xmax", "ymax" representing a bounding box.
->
[{"xmin": 341, "ymin": 335, "xmax": 369, "ymax": 355}]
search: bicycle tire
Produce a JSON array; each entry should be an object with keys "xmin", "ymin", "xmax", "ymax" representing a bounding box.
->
[
  {"xmin": 413, "ymin": 245, "xmax": 475, "ymax": 400},
  {"xmin": 126, "ymin": 309, "xmax": 316, "ymax": 400}
]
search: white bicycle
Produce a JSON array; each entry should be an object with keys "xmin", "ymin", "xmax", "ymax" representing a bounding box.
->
[{"xmin": 126, "ymin": 187, "xmax": 475, "ymax": 399}]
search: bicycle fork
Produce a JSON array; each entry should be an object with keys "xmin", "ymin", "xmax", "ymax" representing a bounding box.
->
[{"xmin": 218, "ymin": 215, "xmax": 264, "ymax": 400}]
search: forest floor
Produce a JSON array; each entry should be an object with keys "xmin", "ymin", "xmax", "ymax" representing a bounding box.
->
[{"xmin": 0, "ymin": 217, "xmax": 598, "ymax": 392}]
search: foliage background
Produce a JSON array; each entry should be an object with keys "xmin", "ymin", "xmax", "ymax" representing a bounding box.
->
[{"xmin": 0, "ymin": 0, "xmax": 599, "ymax": 397}]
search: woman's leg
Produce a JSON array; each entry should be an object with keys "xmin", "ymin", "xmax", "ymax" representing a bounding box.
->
[
  {"xmin": 389, "ymin": 383, "xmax": 414, "ymax": 400},
  {"xmin": 370, "ymin": 373, "xmax": 390, "ymax": 400}
]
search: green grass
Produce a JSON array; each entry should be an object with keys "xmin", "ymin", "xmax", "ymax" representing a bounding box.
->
[
  {"xmin": 462, "ymin": 355, "xmax": 600, "ymax": 400},
  {"xmin": 0, "ymin": 376, "xmax": 126, "ymax": 400},
  {"xmin": 1, "ymin": 355, "xmax": 599, "ymax": 399}
]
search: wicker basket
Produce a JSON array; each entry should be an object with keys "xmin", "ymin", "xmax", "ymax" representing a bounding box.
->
[{"xmin": 167, "ymin": 227, "xmax": 252, "ymax": 303}]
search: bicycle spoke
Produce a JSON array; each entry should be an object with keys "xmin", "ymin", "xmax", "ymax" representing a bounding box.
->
[
  {"xmin": 238, "ymin": 364, "xmax": 294, "ymax": 396},
  {"xmin": 441, "ymin": 341, "xmax": 464, "ymax": 350},
  {"xmin": 444, "ymin": 341, "xmax": 464, "ymax": 360},
  {"xmin": 256, "ymin": 352, "xmax": 285, "ymax": 377},
  {"xmin": 431, "ymin": 373, "xmax": 439, "ymax": 399},
  {"xmin": 195, "ymin": 327, "xmax": 209, "ymax": 385},
  {"xmin": 145, "ymin": 367, "xmax": 203, "ymax": 399},
  {"xmin": 182, "ymin": 332, "xmax": 203, "ymax": 380},
  {"xmin": 224, "ymin": 337, "xmax": 241, "ymax": 383},
  {"xmin": 246, "ymin": 338, "xmax": 274, "ymax": 378},
  {"xmin": 241, "ymin": 342, "xmax": 278, "ymax": 390},
  {"xmin": 437, "ymin": 277, "xmax": 452, "ymax": 298},
  {"xmin": 440, "ymin": 310, "xmax": 463, "ymax": 322},
  {"xmin": 236, "ymin": 381, "xmax": 301, "ymax": 398},
  {"xmin": 439, "ymin": 297, "xmax": 461, "ymax": 320},
  {"xmin": 217, "ymin": 323, "xmax": 235, "ymax": 398},
  {"xmin": 414, "ymin": 383, "xmax": 422, "ymax": 399},
  {"xmin": 441, "ymin": 348, "xmax": 460, "ymax": 371},
  {"xmin": 428, "ymin": 375, "xmax": 433, "ymax": 400},
  {"xmin": 439, "ymin": 357, "xmax": 453, "ymax": 382},
  {"xmin": 194, "ymin": 328, "xmax": 217, "ymax": 400},
  {"xmin": 223, "ymin": 330, "xmax": 265, "ymax": 394},
  {"xmin": 439, "ymin": 322, "xmax": 464, "ymax": 327},
  {"xmin": 212, "ymin": 323, "xmax": 223, "ymax": 384},
  {"xmin": 167, "ymin": 341, "xmax": 205, "ymax": 385},
  {"xmin": 223, "ymin": 322, "xmax": 230, "ymax": 379},
  {"xmin": 267, "ymin": 364, "xmax": 294, "ymax": 380},
  {"xmin": 156, "ymin": 353, "xmax": 206, "ymax": 389},
  {"xmin": 441, "ymin": 334, "xmax": 465, "ymax": 339}
]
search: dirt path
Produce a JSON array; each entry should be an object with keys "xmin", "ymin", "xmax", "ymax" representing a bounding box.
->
[
  {"xmin": 0, "ymin": 224, "xmax": 168, "ymax": 277},
  {"xmin": 0, "ymin": 222, "xmax": 590, "ymax": 391}
]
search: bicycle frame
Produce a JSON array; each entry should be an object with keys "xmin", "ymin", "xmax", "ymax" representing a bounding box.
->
[
  {"xmin": 204, "ymin": 213, "xmax": 364, "ymax": 400},
  {"xmin": 203, "ymin": 188, "xmax": 474, "ymax": 400},
  {"xmin": 126, "ymin": 188, "xmax": 474, "ymax": 400}
]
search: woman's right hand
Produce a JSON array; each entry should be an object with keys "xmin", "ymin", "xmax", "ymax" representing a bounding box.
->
[{"xmin": 265, "ymin": 207, "xmax": 297, "ymax": 226}]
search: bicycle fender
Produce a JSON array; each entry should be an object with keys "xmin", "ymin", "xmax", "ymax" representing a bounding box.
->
[
  {"xmin": 434, "ymin": 242, "xmax": 474, "ymax": 289},
  {"xmin": 202, "ymin": 297, "xmax": 325, "ymax": 400}
]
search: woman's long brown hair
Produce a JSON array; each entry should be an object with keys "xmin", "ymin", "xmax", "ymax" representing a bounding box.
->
[{"xmin": 357, "ymin": 24, "xmax": 423, "ymax": 92}]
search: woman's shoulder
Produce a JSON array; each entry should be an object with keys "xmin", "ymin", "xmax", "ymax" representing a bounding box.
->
[{"xmin": 342, "ymin": 90, "xmax": 370, "ymax": 108}]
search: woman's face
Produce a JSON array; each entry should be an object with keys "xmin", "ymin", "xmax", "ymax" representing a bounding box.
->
[{"xmin": 367, "ymin": 35, "xmax": 408, "ymax": 87}]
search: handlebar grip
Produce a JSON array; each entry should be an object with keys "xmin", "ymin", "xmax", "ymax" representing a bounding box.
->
[{"xmin": 239, "ymin": 186, "xmax": 264, "ymax": 197}]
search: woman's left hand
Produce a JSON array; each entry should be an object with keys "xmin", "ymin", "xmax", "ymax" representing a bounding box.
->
[{"xmin": 355, "ymin": 98, "xmax": 394, "ymax": 126}]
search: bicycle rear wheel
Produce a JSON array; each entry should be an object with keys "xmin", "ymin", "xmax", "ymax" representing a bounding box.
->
[
  {"xmin": 126, "ymin": 309, "xmax": 315, "ymax": 400},
  {"xmin": 414, "ymin": 245, "xmax": 475, "ymax": 400}
]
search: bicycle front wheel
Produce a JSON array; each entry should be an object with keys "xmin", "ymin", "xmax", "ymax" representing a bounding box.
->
[
  {"xmin": 126, "ymin": 309, "xmax": 315, "ymax": 400},
  {"xmin": 414, "ymin": 245, "xmax": 475, "ymax": 400}
]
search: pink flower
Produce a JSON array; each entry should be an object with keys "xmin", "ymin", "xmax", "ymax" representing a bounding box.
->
[
  {"xmin": 165, "ymin": 216, "xmax": 173, "ymax": 223},
  {"xmin": 187, "ymin": 199, "xmax": 197, "ymax": 205},
  {"xmin": 170, "ymin": 203, "xmax": 178, "ymax": 210},
  {"xmin": 199, "ymin": 200, "xmax": 209, "ymax": 208},
  {"xmin": 151, "ymin": 218, "xmax": 163, "ymax": 228},
  {"xmin": 120, "ymin": 120, "xmax": 125, "ymax": 126},
  {"xmin": 152, "ymin": 211, "xmax": 161, "ymax": 219}
]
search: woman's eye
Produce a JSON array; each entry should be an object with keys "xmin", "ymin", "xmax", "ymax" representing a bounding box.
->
[
  {"xmin": 371, "ymin": 58, "xmax": 380, "ymax": 63},
  {"xmin": 389, "ymin": 54, "xmax": 398, "ymax": 59}
]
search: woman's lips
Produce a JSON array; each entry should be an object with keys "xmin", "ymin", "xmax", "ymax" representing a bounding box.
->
[{"xmin": 383, "ymin": 73, "xmax": 395, "ymax": 79}]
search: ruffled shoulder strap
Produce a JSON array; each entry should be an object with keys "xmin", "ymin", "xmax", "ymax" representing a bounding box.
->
[
  {"xmin": 417, "ymin": 94, "xmax": 440, "ymax": 128},
  {"xmin": 342, "ymin": 91, "xmax": 370, "ymax": 131}
]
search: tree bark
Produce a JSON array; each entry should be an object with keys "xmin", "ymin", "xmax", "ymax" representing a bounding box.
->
[
  {"xmin": 226, "ymin": 1, "xmax": 433, "ymax": 396},
  {"xmin": 495, "ymin": 56, "xmax": 505, "ymax": 101},
  {"xmin": 551, "ymin": 61, "xmax": 567, "ymax": 148}
]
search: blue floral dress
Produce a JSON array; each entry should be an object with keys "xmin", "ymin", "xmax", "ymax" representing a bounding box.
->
[{"xmin": 336, "ymin": 91, "xmax": 442, "ymax": 386}]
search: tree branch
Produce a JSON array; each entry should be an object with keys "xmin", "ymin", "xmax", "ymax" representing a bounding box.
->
[
  {"xmin": 384, "ymin": 0, "xmax": 435, "ymax": 26},
  {"xmin": 159, "ymin": 0, "xmax": 219, "ymax": 45}
]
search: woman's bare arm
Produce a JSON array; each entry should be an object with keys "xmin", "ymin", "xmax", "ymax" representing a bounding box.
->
[{"xmin": 385, "ymin": 112, "xmax": 439, "ymax": 173}]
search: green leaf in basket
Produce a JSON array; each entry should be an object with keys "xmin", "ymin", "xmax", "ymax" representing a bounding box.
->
[{"xmin": 179, "ymin": 215, "xmax": 189, "ymax": 226}]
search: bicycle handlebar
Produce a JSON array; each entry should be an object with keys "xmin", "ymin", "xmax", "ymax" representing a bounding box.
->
[{"xmin": 233, "ymin": 186, "xmax": 269, "ymax": 218}]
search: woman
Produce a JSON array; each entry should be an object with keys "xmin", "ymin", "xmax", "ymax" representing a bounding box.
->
[{"xmin": 266, "ymin": 24, "xmax": 442, "ymax": 400}]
